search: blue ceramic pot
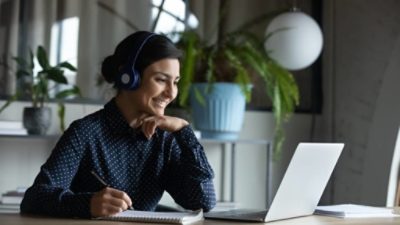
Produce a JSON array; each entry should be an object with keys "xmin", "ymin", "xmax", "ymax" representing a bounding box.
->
[{"xmin": 190, "ymin": 82, "xmax": 245, "ymax": 140}]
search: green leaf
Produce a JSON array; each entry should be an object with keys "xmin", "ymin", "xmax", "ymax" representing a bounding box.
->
[
  {"xmin": 193, "ymin": 87, "xmax": 206, "ymax": 107},
  {"xmin": 13, "ymin": 57, "xmax": 28, "ymax": 68},
  {"xmin": 204, "ymin": 48, "xmax": 216, "ymax": 83},
  {"xmin": 46, "ymin": 69, "xmax": 68, "ymax": 84},
  {"xmin": 55, "ymin": 85, "xmax": 81, "ymax": 99},
  {"xmin": 29, "ymin": 49, "xmax": 34, "ymax": 70},
  {"xmin": 58, "ymin": 62, "xmax": 77, "ymax": 71},
  {"xmin": 178, "ymin": 31, "xmax": 199, "ymax": 107},
  {"xmin": 273, "ymin": 126, "xmax": 285, "ymax": 161},
  {"xmin": 16, "ymin": 70, "xmax": 32, "ymax": 79},
  {"xmin": 37, "ymin": 46, "xmax": 50, "ymax": 70},
  {"xmin": 225, "ymin": 48, "xmax": 252, "ymax": 102}
]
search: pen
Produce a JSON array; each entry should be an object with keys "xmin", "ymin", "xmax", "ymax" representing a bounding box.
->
[{"xmin": 91, "ymin": 170, "xmax": 134, "ymax": 210}]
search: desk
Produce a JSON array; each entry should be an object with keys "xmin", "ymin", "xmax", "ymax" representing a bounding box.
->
[{"xmin": 1, "ymin": 213, "xmax": 399, "ymax": 225}]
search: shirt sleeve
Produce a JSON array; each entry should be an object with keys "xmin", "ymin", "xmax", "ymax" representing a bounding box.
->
[
  {"xmin": 20, "ymin": 122, "xmax": 93, "ymax": 218},
  {"xmin": 164, "ymin": 125, "xmax": 216, "ymax": 212}
]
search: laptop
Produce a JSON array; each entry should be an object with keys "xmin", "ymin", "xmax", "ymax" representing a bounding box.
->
[{"xmin": 205, "ymin": 142, "xmax": 344, "ymax": 222}]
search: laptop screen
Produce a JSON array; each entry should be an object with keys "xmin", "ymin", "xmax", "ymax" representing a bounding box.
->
[{"xmin": 265, "ymin": 143, "xmax": 344, "ymax": 222}]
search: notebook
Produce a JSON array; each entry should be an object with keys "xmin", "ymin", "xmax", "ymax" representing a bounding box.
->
[
  {"xmin": 314, "ymin": 204, "xmax": 398, "ymax": 218},
  {"xmin": 205, "ymin": 142, "xmax": 344, "ymax": 222},
  {"xmin": 98, "ymin": 209, "xmax": 203, "ymax": 224}
]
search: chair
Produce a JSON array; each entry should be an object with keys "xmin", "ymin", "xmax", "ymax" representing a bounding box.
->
[{"xmin": 386, "ymin": 127, "xmax": 400, "ymax": 207}]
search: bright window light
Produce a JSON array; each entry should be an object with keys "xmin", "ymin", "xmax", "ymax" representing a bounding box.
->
[
  {"xmin": 49, "ymin": 17, "xmax": 79, "ymax": 96},
  {"xmin": 152, "ymin": 0, "xmax": 198, "ymax": 42}
]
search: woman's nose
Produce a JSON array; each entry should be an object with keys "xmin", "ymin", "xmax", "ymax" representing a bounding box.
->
[{"xmin": 164, "ymin": 82, "xmax": 177, "ymax": 98}]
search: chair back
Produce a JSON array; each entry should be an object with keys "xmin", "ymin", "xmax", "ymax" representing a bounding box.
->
[{"xmin": 387, "ymin": 127, "xmax": 400, "ymax": 207}]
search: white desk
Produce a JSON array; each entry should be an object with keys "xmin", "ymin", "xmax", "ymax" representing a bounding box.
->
[{"xmin": 1, "ymin": 213, "xmax": 399, "ymax": 225}]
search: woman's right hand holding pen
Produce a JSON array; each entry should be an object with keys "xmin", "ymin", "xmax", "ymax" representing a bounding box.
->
[{"xmin": 90, "ymin": 187, "xmax": 133, "ymax": 217}]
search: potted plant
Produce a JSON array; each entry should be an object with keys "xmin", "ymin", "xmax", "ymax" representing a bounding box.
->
[
  {"xmin": 0, "ymin": 46, "xmax": 81, "ymax": 135},
  {"xmin": 174, "ymin": 1, "xmax": 299, "ymax": 158}
]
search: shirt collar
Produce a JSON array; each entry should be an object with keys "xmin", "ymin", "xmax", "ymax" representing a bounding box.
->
[{"xmin": 104, "ymin": 98, "xmax": 133, "ymax": 134}]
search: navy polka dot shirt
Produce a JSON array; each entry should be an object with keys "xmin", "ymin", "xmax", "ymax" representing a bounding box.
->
[{"xmin": 20, "ymin": 98, "xmax": 216, "ymax": 218}]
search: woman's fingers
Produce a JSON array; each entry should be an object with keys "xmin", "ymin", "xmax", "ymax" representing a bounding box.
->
[
  {"xmin": 129, "ymin": 113, "xmax": 151, "ymax": 128},
  {"xmin": 134, "ymin": 114, "xmax": 189, "ymax": 138},
  {"xmin": 141, "ymin": 118, "xmax": 158, "ymax": 139},
  {"xmin": 109, "ymin": 188, "xmax": 133, "ymax": 208},
  {"xmin": 102, "ymin": 204, "xmax": 123, "ymax": 216}
]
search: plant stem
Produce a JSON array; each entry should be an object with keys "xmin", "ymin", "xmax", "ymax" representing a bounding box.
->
[{"xmin": 217, "ymin": 0, "xmax": 229, "ymax": 48}]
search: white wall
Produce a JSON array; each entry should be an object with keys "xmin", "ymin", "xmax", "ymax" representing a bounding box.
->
[{"xmin": 0, "ymin": 101, "xmax": 101, "ymax": 195}]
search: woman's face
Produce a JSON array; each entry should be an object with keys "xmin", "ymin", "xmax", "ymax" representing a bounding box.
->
[{"xmin": 129, "ymin": 58, "xmax": 180, "ymax": 116}]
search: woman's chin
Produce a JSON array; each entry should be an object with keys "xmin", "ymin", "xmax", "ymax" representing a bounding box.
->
[{"xmin": 151, "ymin": 108, "xmax": 165, "ymax": 116}]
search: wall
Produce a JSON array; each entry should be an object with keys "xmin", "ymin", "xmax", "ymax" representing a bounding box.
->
[
  {"xmin": 318, "ymin": 0, "xmax": 400, "ymax": 206},
  {"xmin": 0, "ymin": 101, "xmax": 101, "ymax": 195}
]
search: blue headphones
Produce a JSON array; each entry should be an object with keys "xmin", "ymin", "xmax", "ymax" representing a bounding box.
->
[{"xmin": 116, "ymin": 32, "xmax": 156, "ymax": 90}]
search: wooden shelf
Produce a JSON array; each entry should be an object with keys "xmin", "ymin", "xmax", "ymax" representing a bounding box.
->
[{"xmin": 0, "ymin": 134, "xmax": 59, "ymax": 139}]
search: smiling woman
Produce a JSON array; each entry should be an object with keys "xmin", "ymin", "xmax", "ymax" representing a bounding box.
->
[{"xmin": 20, "ymin": 31, "xmax": 217, "ymax": 218}]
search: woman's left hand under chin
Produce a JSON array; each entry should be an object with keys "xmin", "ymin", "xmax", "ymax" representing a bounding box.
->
[{"xmin": 131, "ymin": 114, "xmax": 188, "ymax": 140}]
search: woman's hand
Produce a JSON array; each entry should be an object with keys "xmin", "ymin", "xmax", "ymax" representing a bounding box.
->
[
  {"xmin": 130, "ymin": 114, "xmax": 189, "ymax": 140},
  {"xmin": 90, "ymin": 187, "xmax": 133, "ymax": 217}
]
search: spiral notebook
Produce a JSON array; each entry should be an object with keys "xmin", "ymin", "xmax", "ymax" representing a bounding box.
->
[{"xmin": 98, "ymin": 209, "xmax": 203, "ymax": 224}]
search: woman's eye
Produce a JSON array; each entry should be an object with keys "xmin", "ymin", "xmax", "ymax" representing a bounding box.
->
[{"xmin": 156, "ymin": 78, "xmax": 166, "ymax": 83}]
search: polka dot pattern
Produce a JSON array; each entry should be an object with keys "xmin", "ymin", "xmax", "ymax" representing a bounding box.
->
[{"xmin": 20, "ymin": 98, "xmax": 216, "ymax": 218}]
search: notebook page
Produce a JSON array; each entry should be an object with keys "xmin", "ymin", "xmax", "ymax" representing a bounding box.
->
[{"xmin": 99, "ymin": 209, "xmax": 203, "ymax": 224}]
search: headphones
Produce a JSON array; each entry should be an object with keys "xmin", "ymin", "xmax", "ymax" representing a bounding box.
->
[{"xmin": 116, "ymin": 32, "xmax": 156, "ymax": 90}]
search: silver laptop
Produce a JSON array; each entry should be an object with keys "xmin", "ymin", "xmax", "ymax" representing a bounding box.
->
[{"xmin": 205, "ymin": 142, "xmax": 344, "ymax": 222}]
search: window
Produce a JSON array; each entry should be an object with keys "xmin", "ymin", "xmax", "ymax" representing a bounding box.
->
[
  {"xmin": 49, "ymin": 17, "xmax": 79, "ymax": 97},
  {"xmin": 152, "ymin": 0, "xmax": 198, "ymax": 42}
]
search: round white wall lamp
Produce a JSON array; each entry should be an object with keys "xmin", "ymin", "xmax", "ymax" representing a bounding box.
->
[{"xmin": 264, "ymin": 9, "xmax": 323, "ymax": 71}]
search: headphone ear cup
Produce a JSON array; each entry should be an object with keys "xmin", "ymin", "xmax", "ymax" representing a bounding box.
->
[
  {"xmin": 120, "ymin": 73, "xmax": 131, "ymax": 86},
  {"xmin": 117, "ymin": 69, "xmax": 140, "ymax": 90},
  {"xmin": 130, "ymin": 69, "xmax": 141, "ymax": 90}
]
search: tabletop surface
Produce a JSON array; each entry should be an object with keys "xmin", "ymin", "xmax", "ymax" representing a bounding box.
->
[{"xmin": 1, "ymin": 212, "xmax": 400, "ymax": 225}]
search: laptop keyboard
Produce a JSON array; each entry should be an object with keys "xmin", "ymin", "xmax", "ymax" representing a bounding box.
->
[{"xmin": 206, "ymin": 209, "xmax": 268, "ymax": 220}]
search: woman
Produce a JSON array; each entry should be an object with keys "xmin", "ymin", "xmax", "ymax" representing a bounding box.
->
[{"xmin": 20, "ymin": 31, "xmax": 216, "ymax": 218}]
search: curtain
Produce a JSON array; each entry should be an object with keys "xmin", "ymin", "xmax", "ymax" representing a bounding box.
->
[
  {"xmin": 0, "ymin": 0, "xmax": 153, "ymax": 101},
  {"xmin": 76, "ymin": 0, "xmax": 152, "ymax": 100},
  {"xmin": 0, "ymin": 0, "xmax": 58, "ymax": 96},
  {"xmin": 0, "ymin": 0, "xmax": 20, "ymax": 96}
]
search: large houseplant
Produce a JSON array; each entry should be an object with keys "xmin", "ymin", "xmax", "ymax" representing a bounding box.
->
[
  {"xmin": 175, "ymin": 2, "xmax": 299, "ymax": 158},
  {"xmin": 0, "ymin": 46, "xmax": 81, "ymax": 134}
]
